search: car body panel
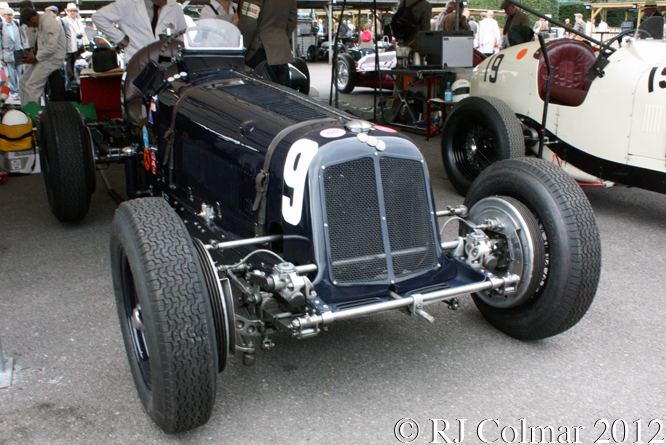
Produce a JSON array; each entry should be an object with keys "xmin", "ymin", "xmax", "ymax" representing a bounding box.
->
[{"xmin": 470, "ymin": 39, "xmax": 666, "ymax": 186}]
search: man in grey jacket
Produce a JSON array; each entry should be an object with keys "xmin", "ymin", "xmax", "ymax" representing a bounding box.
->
[
  {"xmin": 1, "ymin": 8, "xmax": 23, "ymax": 97},
  {"xmin": 18, "ymin": 8, "xmax": 66, "ymax": 107},
  {"xmin": 237, "ymin": 0, "xmax": 297, "ymax": 87}
]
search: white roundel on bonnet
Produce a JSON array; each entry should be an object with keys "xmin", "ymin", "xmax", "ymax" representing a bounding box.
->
[{"xmin": 2, "ymin": 110, "xmax": 30, "ymax": 126}]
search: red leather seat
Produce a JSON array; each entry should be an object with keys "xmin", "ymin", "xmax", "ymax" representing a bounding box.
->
[
  {"xmin": 124, "ymin": 40, "xmax": 181, "ymax": 125},
  {"xmin": 536, "ymin": 39, "xmax": 597, "ymax": 107},
  {"xmin": 473, "ymin": 49, "xmax": 487, "ymax": 68}
]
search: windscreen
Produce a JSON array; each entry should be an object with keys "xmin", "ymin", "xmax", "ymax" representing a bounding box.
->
[{"xmin": 184, "ymin": 19, "xmax": 243, "ymax": 50}]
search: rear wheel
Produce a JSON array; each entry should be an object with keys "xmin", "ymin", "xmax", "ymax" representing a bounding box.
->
[
  {"xmin": 45, "ymin": 70, "xmax": 66, "ymax": 102},
  {"xmin": 464, "ymin": 158, "xmax": 601, "ymax": 340},
  {"xmin": 110, "ymin": 198, "xmax": 218, "ymax": 434},
  {"xmin": 291, "ymin": 57, "xmax": 310, "ymax": 95},
  {"xmin": 442, "ymin": 96, "xmax": 524, "ymax": 196},
  {"xmin": 335, "ymin": 53, "xmax": 357, "ymax": 94},
  {"xmin": 39, "ymin": 102, "xmax": 94, "ymax": 222}
]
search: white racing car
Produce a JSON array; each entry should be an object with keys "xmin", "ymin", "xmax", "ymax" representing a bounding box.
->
[{"xmin": 441, "ymin": 12, "xmax": 666, "ymax": 196}]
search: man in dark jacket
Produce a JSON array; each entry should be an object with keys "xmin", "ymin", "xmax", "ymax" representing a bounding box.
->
[
  {"xmin": 237, "ymin": 0, "xmax": 297, "ymax": 87},
  {"xmin": 399, "ymin": 0, "xmax": 432, "ymax": 51},
  {"xmin": 501, "ymin": 0, "xmax": 530, "ymax": 47}
]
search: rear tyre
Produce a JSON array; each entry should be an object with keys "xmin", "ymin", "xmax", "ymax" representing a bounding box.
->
[
  {"xmin": 335, "ymin": 53, "xmax": 357, "ymax": 94},
  {"xmin": 291, "ymin": 57, "xmax": 310, "ymax": 95},
  {"xmin": 441, "ymin": 96, "xmax": 524, "ymax": 196},
  {"xmin": 464, "ymin": 158, "xmax": 601, "ymax": 340},
  {"xmin": 110, "ymin": 198, "xmax": 218, "ymax": 434},
  {"xmin": 39, "ymin": 102, "xmax": 94, "ymax": 222},
  {"xmin": 45, "ymin": 70, "xmax": 66, "ymax": 102}
]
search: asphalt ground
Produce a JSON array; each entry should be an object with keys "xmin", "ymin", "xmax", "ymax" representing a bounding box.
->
[{"xmin": 1, "ymin": 61, "xmax": 665, "ymax": 445}]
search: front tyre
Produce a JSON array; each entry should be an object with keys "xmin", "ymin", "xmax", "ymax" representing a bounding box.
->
[
  {"xmin": 442, "ymin": 96, "xmax": 524, "ymax": 196},
  {"xmin": 110, "ymin": 198, "xmax": 218, "ymax": 433},
  {"xmin": 464, "ymin": 158, "xmax": 601, "ymax": 340}
]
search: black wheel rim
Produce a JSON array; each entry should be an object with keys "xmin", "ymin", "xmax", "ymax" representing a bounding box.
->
[
  {"xmin": 452, "ymin": 120, "xmax": 499, "ymax": 182},
  {"xmin": 120, "ymin": 252, "xmax": 151, "ymax": 389}
]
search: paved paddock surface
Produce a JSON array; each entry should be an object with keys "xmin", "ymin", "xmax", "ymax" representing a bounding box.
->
[{"xmin": 1, "ymin": 62, "xmax": 665, "ymax": 445}]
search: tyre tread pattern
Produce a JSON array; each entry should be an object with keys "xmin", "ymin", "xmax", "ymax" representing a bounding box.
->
[
  {"xmin": 40, "ymin": 102, "xmax": 91, "ymax": 221},
  {"xmin": 114, "ymin": 198, "xmax": 216, "ymax": 433},
  {"xmin": 476, "ymin": 95, "xmax": 525, "ymax": 159}
]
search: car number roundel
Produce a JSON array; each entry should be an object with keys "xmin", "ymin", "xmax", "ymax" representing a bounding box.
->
[{"xmin": 282, "ymin": 139, "xmax": 319, "ymax": 225}]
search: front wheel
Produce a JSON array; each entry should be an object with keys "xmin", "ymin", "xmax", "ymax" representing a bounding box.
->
[
  {"xmin": 110, "ymin": 198, "xmax": 218, "ymax": 433},
  {"xmin": 464, "ymin": 158, "xmax": 601, "ymax": 340},
  {"xmin": 335, "ymin": 53, "xmax": 357, "ymax": 94},
  {"xmin": 441, "ymin": 96, "xmax": 524, "ymax": 196}
]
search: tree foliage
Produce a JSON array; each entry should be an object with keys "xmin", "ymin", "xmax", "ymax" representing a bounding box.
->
[{"xmin": 468, "ymin": 0, "xmax": 560, "ymax": 25}]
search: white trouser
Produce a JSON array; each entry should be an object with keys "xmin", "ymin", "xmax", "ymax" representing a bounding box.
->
[{"xmin": 19, "ymin": 57, "xmax": 64, "ymax": 107}]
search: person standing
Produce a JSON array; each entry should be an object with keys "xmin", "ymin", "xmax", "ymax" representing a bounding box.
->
[
  {"xmin": 468, "ymin": 14, "xmax": 478, "ymax": 47},
  {"xmin": 62, "ymin": 3, "xmax": 90, "ymax": 53},
  {"xmin": 442, "ymin": 2, "xmax": 469, "ymax": 32},
  {"xmin": 17, "ymin": 0, "xmax": 36, "ymax": 53},
  {"xmin": 397, "ymin": 0, "xmax": 432, "ymax": 50},
  {"xmin": 92, "ymin": 0, "xmax": 187, "ymax": 62},
  {"xmin": 573, "ymin": 13, "xmax": 585, "ymax": 35},
  {"xmin": 18, "ymin": 7, "xmax": 66, "ymax": 107},
  {"xmin": 200, "ymin": 0, "xmax": 238, "ymax": 23},
  {"xmin": 237, "ymin": 0, "xmax": 297, "ymax": 87},
  {"xmin": 434, "ymin": 1, "xmax": 454, "ymax": 31},
  {"xmin": 1, "ymin": 8, "xmax": 23, "ymax": 97},
  {"xmin": 501, "ymin": 0, "xmax": 531, "ymax": 47},
  {"xmin": 477, "ymin": 10, "xmax": 501, "ymax": 55},
  {"xmin": 643, "ymin": 0, "xmax": 663, "ymax": 18}
]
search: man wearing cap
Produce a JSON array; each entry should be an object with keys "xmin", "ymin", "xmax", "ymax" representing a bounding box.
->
[
  {"xmin": 501, "ymin": 0, "xmax": 530, "ymax": 47},
  {"xmin": 0, "ymin": 7, "xmax": 23, "ymax": 97},
  {"xmin": 573, "ymin": 13, "xmax": 585, "ymax": 34},
  {"xmin": 17, "ymin": 1, "xmax": 36, "ymax": 53},
  {"xmin": 62, "ymin": 3, "xmax": 89, "ymax": 53},
  {"xmin": 18, "ymin": 7, "xmax": 66, "ymax": 107},
  {"xmin": 644, "ymin": 0, "xmax": 663, "ymax": 17},
  {"xmin": 92, "ymin": 0, "xmax": 187, "ymax": 62}
]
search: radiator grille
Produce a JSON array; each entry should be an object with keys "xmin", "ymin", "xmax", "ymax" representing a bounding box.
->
[
  {"xmin": 322, "ymin": 156, "xmax": 437, "ymax": 284},
  {"xmin": 323, "ymin": 158, "xmax": 388, "ymax": 283},
  {"xmin": 380, "ymin": 157, "xmax": 438, "ymax": 277}
]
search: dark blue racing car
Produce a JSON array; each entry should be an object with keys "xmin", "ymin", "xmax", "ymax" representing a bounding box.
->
[{"xmin": 37, "ymin": 20, "xmax": 601, "ymax": 434}]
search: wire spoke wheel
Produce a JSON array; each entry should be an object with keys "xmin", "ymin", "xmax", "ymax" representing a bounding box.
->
[
  {"xmin": 452, "ymin": 120, "xmax": 500, "ymax": 182},
  {"xmin": 442, "ymin": 96, "xmax": 524, "ymax": 196}
]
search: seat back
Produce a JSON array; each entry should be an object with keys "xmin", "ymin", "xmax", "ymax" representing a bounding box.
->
[
  {"xmin": 123, "ymin": 40, "xmax": 181, "ymax": 123},
  {"xmin": 536, "ymin": 39, "xmax": 597, "ymax": 107},
  {"xmin": 472, "ymin": 48, "xmax": 487, "ymax": 67}
]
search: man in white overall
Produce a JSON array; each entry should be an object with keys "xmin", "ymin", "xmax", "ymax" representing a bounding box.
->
[
  {"xmin": 18, "ymin": 8, "xmax": 66, "ymax": 107},
  {"xmin": 92, "ymin": 0, "xmax": 187, "ymax": 62}
]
